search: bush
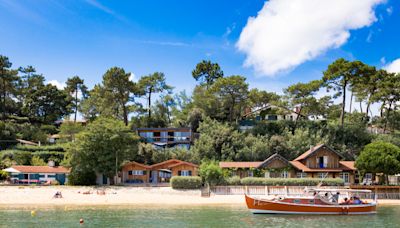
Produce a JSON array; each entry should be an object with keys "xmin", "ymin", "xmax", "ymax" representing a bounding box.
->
[
  {"xmin": 67, "ymin": 168, "xmax": 96, "ymax": 186},
  {"xmin": 225, "ymin": 176, "xmax": 241, "ymax": 185},
  {"xmin": 0, "ymin": 170, "xmax": 9, "ymax": 180},
  {"xmin": 240, "ymin": 177, "xmax": 344, "ymax": 186},
  {"xmin": 199, "ymin": 161, "xmax": 224, "ymax": 186},
  {"xmin": 170, "ymin": 176, "xmax": 202, "ymax": 189}
]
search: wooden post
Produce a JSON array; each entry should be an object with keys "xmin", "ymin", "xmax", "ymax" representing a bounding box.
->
[{"xmin": 285, "ymin": 186, "xmax": 288, "ymax": 196}]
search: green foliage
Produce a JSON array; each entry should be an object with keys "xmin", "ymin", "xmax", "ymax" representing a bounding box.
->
[
  {"xmin": 225, "ymin": 176, "xmax": 241, "ymax": 185},
  {"xmin": 170, "ymin": 176, "xmax": 202, "ymax": 189},
  {"xmin": 13, "ymin": 151, "xmax": 32, "ymax": 165},
  {"xmin": 355, "ymin": 141, "xmax": 400, "ymax": 184},
  {"xmin": 59, "ymin": 122, "xmax": 85, "ymax": 142},
  {"xmin": 199, "ymin": 161, "xmax": 224, "ymax": 186},
  {"xmin": 0, "ymin": 170, "xmax": 9, "ymax": 180},
  {"xmin": 192, "ymin": 60, "xmax": 223, "ymax": 87},
  {"xmin": 240, "ymin": 177, "xmax": 344, "ymax": 186},
  {"xmin": 67, "ymin": 168, "xmax": 96, "ymax": 186},
  {"xmin": 68, "ymin": 117, "xmax": 139, "ymax": 183},
  {"xmin": 14, "ymin": 144, "xmax": 65, "ymax": 152},
  {"xmin": 31, "ymin": 156, "xmax": 47, "ymax": 166}
]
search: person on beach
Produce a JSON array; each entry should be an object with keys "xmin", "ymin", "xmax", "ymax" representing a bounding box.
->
[{"xmin": 53, "ymin": 191, "xmax": 63, "ymax": 198}]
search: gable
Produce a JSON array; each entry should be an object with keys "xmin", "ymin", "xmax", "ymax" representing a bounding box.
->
[{"xmin": 257, "ymin": 153, "xmax": 290, "ymax": 169}]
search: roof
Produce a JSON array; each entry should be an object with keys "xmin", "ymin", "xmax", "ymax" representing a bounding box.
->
[
  {"xmin": 289, "ymin": 161, "xmax": 356, "ymax": 172},
  {"xmin": 257, "ymin": 153, "xmax": 290, "ymax": 168},
  {"xmin": 16, "ymin": 139, "xmax": 38, "ymax": 146},
  {"xmin": 339, "ymin": 161, "xmax": 356, "ymax": 171},
  {"xmin": 294, "ymin": 144, "xmax": 343, "ymax": 161},
  {"xmin": 7, "ymin": 166, "xmax": 70, "ymax": 174},
  {"xmin": 123, "ymin": 161, "xmax": 151, "ymax": 169},
  {"xmin": 136, "ymin": 127, "xmax": 191, "ymax": 132},
  {"xmin": 150, "ymin": 159, "xmax": 181, "ymax": 168},
  {"xmin": 219, "ymin": 162, "xmax": 262, "ymax": 168},
  {"xmin": 168, "ymin": 161, "xmax": 198, "ymax": 168}
]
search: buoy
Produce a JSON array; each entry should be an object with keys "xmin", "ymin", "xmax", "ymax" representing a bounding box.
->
[
  {"xmin": 31, "ymin": 210, "xmax": 36, "ymax": 217},
  {"xmin": 79, "ymin": 218, "xmax": 84, "ymax": 224}
]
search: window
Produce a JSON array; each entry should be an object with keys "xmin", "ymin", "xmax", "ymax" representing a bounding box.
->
[
  {"xmin": 129, "ymin": 170, "xmax": 145, "ymax": 175},
  {"xmin": 281, "ymin": 171, "xmax": 288, "ymax": 178},
  {"xmin": 265, "ymin": 171, "xmax": 270, "ymax": 178},
  {"xmin": 47, "ymin": 175, "xmax": 56, "ymax": 178},
  {"xmin": 317, "ymin": 156, "xmax": 328, "ymax": 168},
  {"xmin": 340, "ymin": 172, "xmax": 350, "ymax": 184},
  {"xmin": 317, "ymin": 173, "xmax": 326, "ymax": 179},
  {"xmin": 297, "ymin": 172, "xmax": 307, "ymax": 178},
  {"xmin": 179, "ymin": 170, "xmax": 192, "ymax": 176},
  {"xmin": 247, "ymin": 170, "xmax": 254, "ymax": 177},
  {"xmin": 39, "ymin": 174, "xmax": 45, "ymax": 178}
]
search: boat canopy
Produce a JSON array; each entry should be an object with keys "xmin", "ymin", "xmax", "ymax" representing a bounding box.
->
[{"xmin": 306, "ymin": 188, "xmax": 372, "ymax": 193}]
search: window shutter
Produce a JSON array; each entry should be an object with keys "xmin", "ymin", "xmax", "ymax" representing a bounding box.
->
[
  {"xmin": 188, "ymin": 171, "xmax": 192, "ymax": 176},
  {"xmin": 178, "ymin": 171, "xmax": 181, "ymax": 176},
  {"xmin": 128, "ymin": 171, "xmax": 132, "ymax": 175}
]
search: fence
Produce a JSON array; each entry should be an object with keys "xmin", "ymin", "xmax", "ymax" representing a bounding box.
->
[{"xmin": 209, "ymin": 185, "xmax": 400, "ymax": 199}]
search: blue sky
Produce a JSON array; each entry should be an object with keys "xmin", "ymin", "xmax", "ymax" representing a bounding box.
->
[{"xmin": 0, "ymin": 0, "xmax": 399, "ymax": 98}]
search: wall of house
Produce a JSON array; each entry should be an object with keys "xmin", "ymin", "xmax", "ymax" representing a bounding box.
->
[
  {"xmin": 303, "ymin": 148, "xmax": 340, "ymax": 169},
  {"xmin": 264, "ymin": 159, "xmax": 288, "ymax": 169},
  {"xmin": 171, "ymin": 164, "xmax": 198, "ymax": 176},
  {"xmin": 122, "ymin": 163, "xmax": 150, "ymax": 183}
]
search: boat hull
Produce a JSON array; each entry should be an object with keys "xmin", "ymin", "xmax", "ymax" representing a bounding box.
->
[{"xmin": 245, "ymin": 195, "xmax": 377, "ymax": 215}]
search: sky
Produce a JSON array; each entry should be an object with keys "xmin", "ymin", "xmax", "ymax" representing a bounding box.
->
[{"xmin": 1, "ymin": 0, "xmax": 400, "ymax": 111}]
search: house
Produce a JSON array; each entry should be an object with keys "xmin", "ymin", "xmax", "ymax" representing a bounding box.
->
[
  {"xmin": 3, "ymin": 162, "xmax": 70, "ymax": 185},
  {"xmin": 219, "ymin": 144, "xmax": 358, "ymax": 185},
  {"xmin": 289, "ymin": 144, "xmax": 357, "ymax": 185},
  {"xmin": 109, "ymin": 159, "xmax": 198, "ymax": 186},
  {"xmin": 137, "ymin": 128, "xmax": 193, "ymax": 149}
]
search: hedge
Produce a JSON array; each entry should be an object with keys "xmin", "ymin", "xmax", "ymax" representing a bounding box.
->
[
  {"xmin": 14, "ymin": 145, "xmax": 65, "ymax": 152},
  {"xmin": 0, "ymin": 150, "xmax": 65, "ymax": 165},
  {"xmin": 171, "ymin": 176, "xmax": 202, "ymax": 189},
  {"xmin": 240, "ymin": 178, "xmax": 344, "ymax": 186},
  {"xmin": 225, "ymin": 176, "xmax": 241, "ymax": 185}
]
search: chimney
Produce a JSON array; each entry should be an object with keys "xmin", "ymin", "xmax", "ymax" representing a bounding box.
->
[{"xmin": 48, "ymin": 161, "xmax": 55, "ymax": 167}]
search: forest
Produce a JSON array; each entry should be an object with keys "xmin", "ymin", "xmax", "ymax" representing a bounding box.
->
[{"xmin": 1, "ymin": 54, "xmax": 400, "ymax": 184}]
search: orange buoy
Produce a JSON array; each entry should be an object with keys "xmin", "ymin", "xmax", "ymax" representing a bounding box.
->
[{"xmin": 79, "ymin": 218, "xmax": 84, "ymax": 224}]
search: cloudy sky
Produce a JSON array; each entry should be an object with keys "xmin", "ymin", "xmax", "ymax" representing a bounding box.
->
[{"xmin": 0, "ymin": 0, "xmax": 399, "ymax": 99}]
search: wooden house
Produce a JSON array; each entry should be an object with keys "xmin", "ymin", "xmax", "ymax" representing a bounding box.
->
[
  {"xmin": 121, "ymin": 159, "xmax": 198, "ymax": 185},
  {"xmin": 289, "ymin": 144, "xmax": 357, "ymax": 184},
  {"xmin": 3, "ymin": 164, "xmax": 70, "ymax": 185}
]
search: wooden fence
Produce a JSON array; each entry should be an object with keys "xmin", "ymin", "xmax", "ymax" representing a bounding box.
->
[{"xmin": 209, "ymin": 185, "xmax": 400, "ymax": 199}]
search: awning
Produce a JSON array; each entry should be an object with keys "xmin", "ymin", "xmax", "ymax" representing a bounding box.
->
[{"xmin": 3, "ymin": 167, "xmax": 21, "ymax": 173}]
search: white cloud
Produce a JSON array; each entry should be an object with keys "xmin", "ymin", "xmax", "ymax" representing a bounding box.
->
[
  {"xmin": 384, "ymin": 58, "xmax": 400, "ymax": 73},
  {"xmin": 236, "ymin": 0, "xmax": 385, "ymax": 76},
  {"xmin": 47, "ymin": 80, "xmax": 66, "ymax": 90}
]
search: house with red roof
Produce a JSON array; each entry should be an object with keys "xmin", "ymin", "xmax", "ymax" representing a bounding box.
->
[
  {"xmin": 114, "ymin": 159, "xmax": 198, "ymax": 185},
  {"xmin": 219, "ymin": 144, "xmax": 358, "ymax": 185},
  {"xmin": 3, "ymin": 162, "xmax": 70, "ymax": 185}
]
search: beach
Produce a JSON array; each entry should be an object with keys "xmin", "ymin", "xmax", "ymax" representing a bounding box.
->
[{"xmin": 0, "ymin": 186, "xmax": 399, "ymax": 207}]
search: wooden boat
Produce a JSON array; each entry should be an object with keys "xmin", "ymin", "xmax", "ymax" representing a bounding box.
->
[{"xmin": 245, "ymin": 188, "xmax": 377, "ymax": 215}]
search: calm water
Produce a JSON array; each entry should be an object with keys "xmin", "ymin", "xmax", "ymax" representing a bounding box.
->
[{"xmin": 0, "ymin": 205, "xmax": 399, "ymax": 228}]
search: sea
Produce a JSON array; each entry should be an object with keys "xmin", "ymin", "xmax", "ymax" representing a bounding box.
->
[{"xmin": 0, "ymin": 205, "xmax": 398, "ymax": 228}]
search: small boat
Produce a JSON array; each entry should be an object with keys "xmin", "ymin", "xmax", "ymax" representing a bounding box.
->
[{"xmin": 245, "ymin": 188, "xmax": 377, "ymax": 215}]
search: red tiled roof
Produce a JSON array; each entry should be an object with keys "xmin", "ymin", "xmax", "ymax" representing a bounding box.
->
[
  {"xmin": 289, "ymin": 161, "xmax": 357, "ymax": 172},
  {"xmin": 123, "ymin": 161, "xmax": 151, "ymax": 169},
  {"xmin": 294, "ymin": 144, "xmax": 325, "ymax": 161},
  {"xmin": 168, "ymin": 161, "xmax": 198, "ymax": 168},
  {"xmin": 219, "ymin": 162, "xmax": 262, "ymax": 168},
  {"xmin": 11, "ymin": 166, "xmax": 70, "ymax": 173},
  {"xmin": 294, "ymin": 144, "xmax": 343, "ymax": 161},
  {"xmin": 289, "ymin": 161, "xmax": 343, "ymax": 172},
  {"xmin": 150, "ymin": 159, "xmax": 181, "ymax": 168},
  {"xmin": 340, "ymin": 161, "xmax": 356, "ymax": 171}
]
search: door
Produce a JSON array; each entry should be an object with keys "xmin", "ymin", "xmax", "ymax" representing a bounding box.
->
[
  {"xmin": 151, "ymin": 171, "xmax": 158, "ymax": 184},
  {"xmin": 55, "ymin": 174, "xmax": 66, "ymax": 185}
]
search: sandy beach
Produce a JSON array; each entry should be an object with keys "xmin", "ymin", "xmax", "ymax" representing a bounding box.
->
[{"xmin": 0, "ymin": 186, "xmax": 399, "ymax": 207}]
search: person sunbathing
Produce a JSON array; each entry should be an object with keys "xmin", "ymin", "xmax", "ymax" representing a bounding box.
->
[{"xmin": 53, "ymin": 191, "xmax": 63, "ymax": 198}]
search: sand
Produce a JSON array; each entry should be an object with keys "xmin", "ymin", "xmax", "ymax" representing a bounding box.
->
[{"xmin": 0, "ymin": 186, "xmax": 398, "ymax": 207}]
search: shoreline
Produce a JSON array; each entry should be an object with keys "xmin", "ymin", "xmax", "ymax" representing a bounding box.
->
[{"xmin": 0, "ymin": 186, "xmax": 399, "ymax": 208}]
